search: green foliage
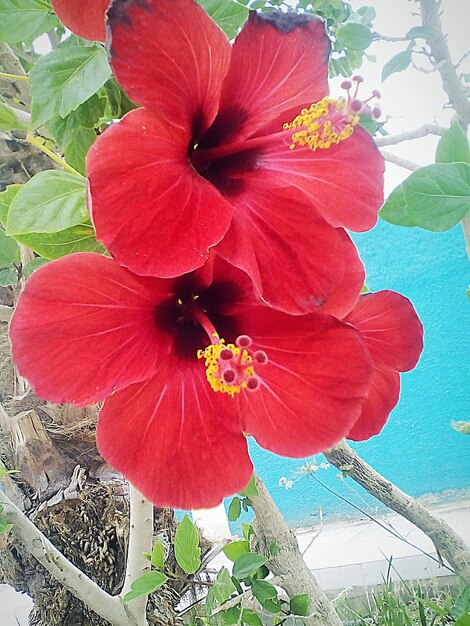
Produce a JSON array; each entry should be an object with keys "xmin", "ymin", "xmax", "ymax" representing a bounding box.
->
[
  {"xmin": 228, "ymin": 496, "xmax": 242, "ymax": 521},
  {"xmin": 121, "ymin": 571, "xmax": 168, "ymax": 603},
  {"xmin": 0, "ymin": 504, "xmax": 14, "ymax": 535},
  {"xmin": 15, "ymin": 224, "xmax": 104, "ymax": 259},
  {"xmin": 223, "ymin": 540, "xmax": 250, "ymax": 562},
  {"xmin": 0, "ymin": 184, "xmax": 21, "ymax": 225},
  {"xmin": 232, "ymin": 552, "xmax": 268, "ymax": 580},
  {"xmin": 174, "ymin": 515, "xmax": 201, "ymax": 575},
  {"xmin": 335, "ymin": 22, "xmax": 373, "ymax": 51},
  {"xmin": 197, "ymin": 0, "xmax": 248, "ymax": 39},
  {"xmin": 435, "ymin": 122, "xmax": 470, "ymax": 165},
  {"xmin": 239, "ymin": 475, "xmax": 259, "ymax": 498},
  {"xmin": 381, "ymin": 49, "xmax": 412, "ymax": 82},
  {"xmin": 241, "ymin": 609, "xmax": 262, "ymax": 625},
  {"xmin": 30, "ymin": 43, "xmax": 111, "ymax": 128},
  {"xmin": 23, "ymin": 256, "xmax": 48, "ymax": 277},
  {"xmin": 380, "ymin": 163, "xmax": 470, "ymax": 231},
  {"xmin": 150, "ymin": 540, "xmax": 165, "ymax": 570},
  {"xmin": 0, "ymin": 226, "xmax": 20, "ymax": 266},
  {"xmin": 251, "ymin": 579, "xmax": 281, "ymax": 613},
  {"xmin": 0, "ymin": 0, "xmax": 58, "ymax": 44},
  {"xmin": 205, "ymin": 567, "xmax": 237, "ymax": 616},
  {"xmin": 0, "ymin": 102, "xmax": 28, "ymax": 131},
  {"xmin": 290, "ymin": 593, "xmax": 309, "ymax": 616}
]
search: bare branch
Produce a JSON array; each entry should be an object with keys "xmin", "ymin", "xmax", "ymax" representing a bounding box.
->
[
  {"xmin": 0, "ymin": 489, "xmax": 145, "ymax": 626},
  {"xmin": 380, "ymin": 150, "xmax": 422, "ymax": 171},
  {"xmin": 374, "ymin": 124, "xmax": 446, "ymax": 147},
  {"xmin": 420, "ymin": 0, "xmax": 470, "ymax": 128},
  {"xmin": 0, "ymin": 42, "xmax": 30, "ymax": 108},
  {"xmin": 324, "ymin": 440, "xmax": 470, "ymax": 583},
  {"xmin": 373, "ymin": 32, "xmax": 409, "ymax": 43}
]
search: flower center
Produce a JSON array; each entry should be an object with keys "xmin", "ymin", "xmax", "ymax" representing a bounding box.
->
[
  {"xmin": 284, "ymin": 76, "xmax": 381, "ymax": 151},
  {"xmin": 197, "ymin": 333, "xmax": 267, "ymax": 397}
]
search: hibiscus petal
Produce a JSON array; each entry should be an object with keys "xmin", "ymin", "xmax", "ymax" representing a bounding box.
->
[
  {"xmin": 321, "ymin": 229, "xmax": 365, "ymax": 318},
  {"xmin": 259, "ymin": 126, "xmax": 385, "ymax": 231},
  {"xmin": 215, "ymin": 183, "xmax": 345, "ymax": 314},
  {"xmin": 107, "ymin": 0, "xmax": 231, "ymax": 134},
  {"xmin": 203, "ymin": 11, "xmax": 330, "ymax": 147},
  {"xmin": 87, "ymin": 108, "xmax": 234, "ymax": 277},
  {"xmin": 345, "ymin": 290, "xmax": 424, "ymax": 371},
  {"xmin": 347, "ymin": 366, "xmax": 400, "ymax": 441},
  {"xmin": 97, "ymin": 361, "xmax": 253, "ymax": 509},
  {"xmin": 9, "ymin": 253, "xmax": 171, "ymax": 406},
  {"xmin": 52, "ymin": 0, "xmax": 108, "ymax": 41},
  {"xmin": 238, "ymin": 306, "xmax": 373, "ymax": 456}
]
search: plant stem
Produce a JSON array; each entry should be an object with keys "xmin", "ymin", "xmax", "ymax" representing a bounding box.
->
[{"xmin": 26, "ymin": 133, "xmax": 81, "ymax": 177}]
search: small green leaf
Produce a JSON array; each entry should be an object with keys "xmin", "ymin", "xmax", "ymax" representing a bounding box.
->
[
  {"xmin": 251, "ymin": 580, "xmax": 280, "ymax": 613},
  {"xmin": 416, "ymin": 597, "xmax": 448, "ymax": 617},
  {"xmin": 336, "ymin": 23, "xmax": 373, "ymax": 51},
  {"xmin": 0, "ymin": 184, "xmax": 21, "ymax": 225},
  {"xmin": 381, "ymin": 50, "xmax": 411, "ymax": 82},
  {"xmin": 206, "ymin": 567, "xmax": 237, "ymax": 615},
  {"xmin": 455, "ymin": 614, "xmax": 470, "ymax": 626},
  {"xmin": 406, "ymin": 26, "xmax": 431, "ymax": 40},
  {"xmin": 0, "ymin": 227, "xmax": 20, "ymax": 266},
  {"xmin": 63, "ymin": 126, "xmax": 97, "ymax": 175},
  {"xmin": 0, "ymin": 102, "xmax": 27, "ymax": 131},
  {"xmin": 290, "ymin": 594, "xmax": 309, "ymax": 616},
  {"xmin": 380, "ymin": 163, "xmax": 470, "ymax": 231},
  {"xmin": 0, "ymin": 268, "xmax": 18, "ymax": 286},
  {"xmin": 121, "ymin": 571, "xmax": 168, "ymax": 603},
  {"xmin": 14, "ymin": 223, "xmax": 104, "ymax": 259},
  {"xmin": 239, "ymin": 474, "xmax": 258, "ymax": 498},
  {"xmin": 359, "ymin": 113, "xmax": 378, "ymax": 135},
  {"xmin": 241, "ymin": 609, "xmax": 262, "ymax": 626},
  {"xmin": 223, "ymin": 540, "xmax": 250, "ymax": 562},
  {"xmin": 150, "ymin": 540, "xmax": 165, "ymax": 570},
  {"xmin": 228, "ymin": 497, "xmax": 242, "ymax": 522},
  {"xmin": 269, "ymin": 542, "xmax": 280, "ymax": 556},
  {"xmin": 452, "ymin": 588, "xmax": 470, "ymax": 619},
  {"xmin": 233, "ymin": 553, "xmax": 267, "ymax": 580},
  {"xmin": 23, "ymin": 256, "xmax": 48, "ymax": 278},
  {"xmin": 197, "ymin": 0, "xmax": 248, "ymax": 39},
  {"xmin": 0, "ymin": 0, "xmax": 58, "ymax": 43},
  {"xmin": 221, "ymin": 605, "xmax": 241, "ymax": 625},
  {"xmin": 31, "ymin": 44, "xmax": 111, "ymax": 128},
  {"xmin": 0, "ymin": 518, "xmax": 14, "ymax": 534},
  {"xmin": 7, "ymin": 171, "xmax": 87, "ymax": 236},
  {"xmin": 435, "ymin": 122, "xmax": 470, "ymax": 164},
  {"xmin": 242, "ymin": 523, "xmax": 253, "ymax": 541},
  {"xmin": 174, "ymin": 515, "xmax": 201, "ymax": 575}
]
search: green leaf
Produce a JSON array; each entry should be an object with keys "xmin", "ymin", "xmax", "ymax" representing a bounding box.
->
[
  {"xmin": 206, "ymin": 567, "xmax": 237, "ymax": 615},
  {"xmin": 0, "ymin": 227, "xmax": 20, "ymax": 266},
  {"xmin": 221, "ymin": 605, "xmax": 241, "ymax": 625},
  {"xmin": 64, "ymin": 126, "xmax": 97, "ymax": 175},
  {"xmin": 0, "ymin": 102, "xmax": 27, "ymax": 131},
  {"xmin": 455, "ymin": 615, "xmax": 470, "ymax": 626},
  {"xmin": 23, "ymin": 256, "xmax": 48, "ymax": 278},
  {"xmin": 242, "ymin": 523, "xmax": 253, "ymax": 541},
  {"xmin": 406, "ymin": 26, "xmax": 431, "ymax": 40},
  {"xmin": 239, "ymin": 474, "xmax": 258, "ymax": 497},
  {"xmin": 7, "ymin": 171, "xmax": 87, "ymax": 235},
  {"xmin": 380, "ymin": 185, "xmax": 415, "ymax": 227},
  {"xmin": 197, "ymin": 0, "xmax": 248, "ymax": 39},
  {"xmin": 381, "ymin": 50, "xmax": 411, "ymax": 82},
  {"xmin": 416, "ymin": 597, "xmax": 448, "ymax": 617},
  {"xmin": 380, "ymin": 163, "xmax": 470, "ymax": 231},
  {"xmin": 359, "ymin": 113, "xmax": 378, "ymax": 135},
  {"xmin": 0, "ymin": 184, "xmax": 21, "ymax": 225},
  {"xmin": 174, "ymin": 515, "xmax": 201, "ymax": 575},
  {"xmin": 228, "ymin": 497, "xmax": 242, "ymax": 522},
  {"xmin": 336, "ymin": 23, "xmax": 373, "ymax": 50},
  {"xmin": 290, "ymin": 594, "xmax": 309, "ymax": 616},
  {"xmin": 0, "ymin": 268, "xmax": 18, "ymax": 286},
  {"xmin": 241, "ymin": 609, "xmax": 262, "ymax": 626},
  {"xmin": 14, "ymin": 223, "xmax": 104, "ymax": 259},
  {"xmin": 435, "ymin": 122, "xmax": 470, "ymax": 164},
  {"xmin": 0, "ymin": 517, "xmax": 14, "ymax": 534},
  {"xmin": 121, "ymin": 571, "xmax": 168, "ymax": 603},
  {"xmin": 150, "ymin": 540, "xmax": 165, "ymax": 570},
  {"xmin": 31, "ymin": 45, "xmax": 111, "ymax": 128},
  {"xmin": 357, "ymin": 5, "xmax": 376, "ymax": 24},
  {"xmin": 251, "ymin": 580, "xmax": 280, "ymax": 613},
  {"xmin": 452, "ymin": 588, "xmax": 470, "ymax": 619},
  {"xmin": 223, "ymin": 540, "xmax": 250, "ymax": 562},
  {"xmin": 232, "ymin": 553, "xmax": 267, "ymax": 580},
  {"xmin": 0, "ymin": 0, "xmax": 58, "ymax": 43}
]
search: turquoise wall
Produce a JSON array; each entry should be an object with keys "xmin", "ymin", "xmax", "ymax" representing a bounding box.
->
[{"xmin": 234, "ymin": 219, "xmax": 470, "ymax": 527}]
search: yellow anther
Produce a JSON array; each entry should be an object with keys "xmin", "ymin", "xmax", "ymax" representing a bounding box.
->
[
  {"xmin": 284, "ymin": 97, "xmax": 359, "ymax": 151},
  {"xmin": 197, "ymin": 337, "xmax": 255, "ymax": 398}
]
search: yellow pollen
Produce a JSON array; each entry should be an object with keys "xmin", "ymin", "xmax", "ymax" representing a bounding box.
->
[
  {"xmin": 283, "ymin": 97, "xmax": 360, "ymax": 151},
  {"xmin": 197, "ymin": 335, "xmax": 255, "ymax": 397}
]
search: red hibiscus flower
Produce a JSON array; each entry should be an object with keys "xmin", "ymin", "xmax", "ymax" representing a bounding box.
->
[
  {"xmin": 87, "ymin": 0, "xmax": 384, "ymax": 314},
  {"xmin": 342, "ymin": 290, "xmax": 424, "ymax": 440},
  {"xmin": 10, "ymin": 253, "xmax": 374, "ymax": 509},
  {"xmin": 51, "ymin": 0, "xmax": 109, "ymax": 41}
]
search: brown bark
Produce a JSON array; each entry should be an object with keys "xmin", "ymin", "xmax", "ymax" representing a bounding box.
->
[
  {"xmin": 324, "ymin": 440, "xmax": 470, "ymax": 584},
  {"xmin": 251, "ymin": 475, "xmax": 343, "ymax": 626}
]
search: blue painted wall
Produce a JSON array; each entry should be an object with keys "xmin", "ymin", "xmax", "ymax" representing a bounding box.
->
[{"xmin": 229, "ymin": 219, "xmax": 470, "ymax": 528}]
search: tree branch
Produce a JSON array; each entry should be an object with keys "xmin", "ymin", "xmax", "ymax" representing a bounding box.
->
[
  {"xmin": 120, "ymin": 484, "xmax": 153, "ymax": 624},
  {"xmin": 250, "ymin": 475, "xmax": 343, "ymax": 626},
  {"xmin": 0, "ymin": 489, "xmax": 144, "ymax": 626},
  {"xmin": 420, "ymin": 0, "xmax": 470, "ymax": 128},
  {"xmin": 380, "ymin": 150, "xmax": 421, "ymax": 171},
  {"xmin": 324, "ymin": 440, "xmax": 470, "ymax": 583},
  {"xmin": 374, "ymin": 124, "xmax": 446, "ymax": 147},
  {"xmin": 0, "ymin": 42, "xmax": 30, "ymax": 108}
]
